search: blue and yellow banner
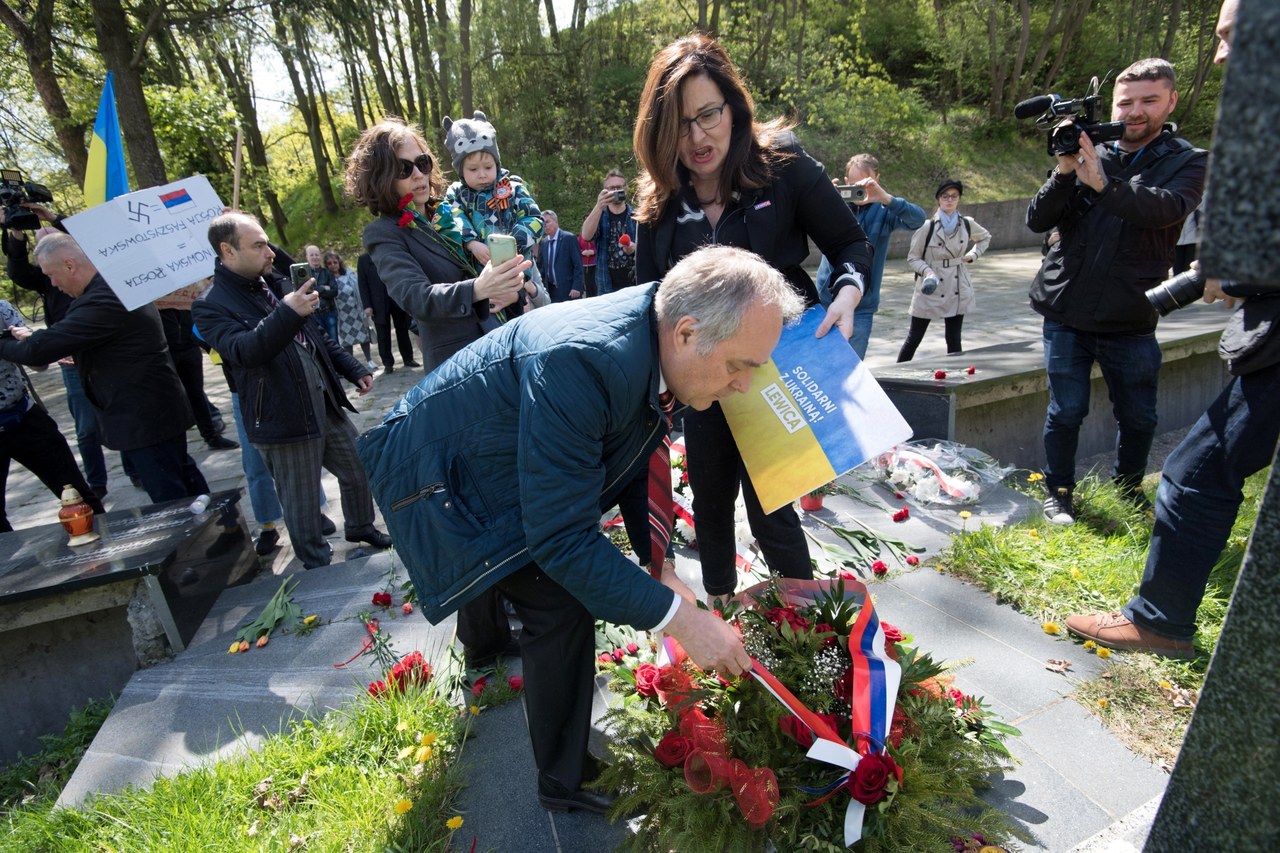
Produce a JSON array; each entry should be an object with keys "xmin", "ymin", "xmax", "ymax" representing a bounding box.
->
[
  {"xmin": 84, "ymin": 71, "xmax": 129, "ymax": 206},
  {"xmin": 720, "ymin": 307, "xmax": 912, "ymax": 513}
]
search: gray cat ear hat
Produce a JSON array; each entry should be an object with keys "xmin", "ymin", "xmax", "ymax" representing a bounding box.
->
[{"xmin": 441, "ymin": 110, "xmax": 500, "ymax": 176}]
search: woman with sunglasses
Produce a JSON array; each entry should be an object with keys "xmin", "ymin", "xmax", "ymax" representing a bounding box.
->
[
  {"xmin": 632, "ymin": 34, "xmax": 872, "ymax": 605},
  {"xmin": 345, "ymin": 118, "xmax": 528, "ymax": 372},
  {"xmin": 345, "ymin": 119, "xmax": 528, "ymax": 671}
]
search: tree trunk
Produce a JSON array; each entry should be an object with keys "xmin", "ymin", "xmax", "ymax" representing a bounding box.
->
[
  {"xmin": 271, "ymin": 2, "xmax": 338, "ymax": 212},
  {"xmin": 404, "ymin": 0, "xmax": 432, "ymax": 128},
  {"xmin": 364, "ymin": 12, "xmax": 404, "ymax": 119},
  {"xmin": 1043, "ymin": 0, "xmax": 1094, "ymax": 93},
  {"xmin": 0, "ymin": 0, "xmax": 89, "ymax": 185},
  {"xmin": 295, "ymin": 17, "xmax": 344, "ymax": 163},
  {"xmin": 1161, "ymin": 0, "xmax": 1183, "ymax": 59},
  {"xmin": 389, "ymin": 2, "xmax": 417, "ymax": 122},
  {"xmin": 542, "ymin": 0, "xmax": 559, "ymax": 45},
  {"xmin": 1016, "ymin": 0, "xmax": 1065, "ymax": 105},
  {"xmin": 89, "ymin": 0, "xmax": 168, "ymax": 188},
  {"xmin": 573, "ymin": 0, "xmax": 587, "ymax": 30},
  {"xmin": 213, "ymin": 46, "xmax": 289, "ymax": 240},
  {"xmin": 430, "ymin": 0, "xmax": 452, "ymax": 118},
  {"xmin": 459, "ymin": 0, "xmax": 473, "ymax": 116}
]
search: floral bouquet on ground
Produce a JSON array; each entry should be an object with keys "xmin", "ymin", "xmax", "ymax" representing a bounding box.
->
[{"xmin": 597, "ymin": 578, "xmax": 1023, "ymax": 852}]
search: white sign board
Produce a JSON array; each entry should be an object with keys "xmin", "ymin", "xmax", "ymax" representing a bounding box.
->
[{"xmin": 62, "ymin": 175, "xmax": 224, "ymax": 311}]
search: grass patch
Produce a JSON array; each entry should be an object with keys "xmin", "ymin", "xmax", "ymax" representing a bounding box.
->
[
  {"xmin": 1, "ymin": 686, "xmax": 470, "ymax": 853},
  {"xmin": 0, "ymin": 698, "xmax": 113, "ymax": 813},
  {"xmin": 940, "ymin": 470, "xmax": 1268, "ymax": 761}
]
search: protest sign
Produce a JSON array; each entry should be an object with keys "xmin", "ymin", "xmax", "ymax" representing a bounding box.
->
[
  {"xmin": 62, "ymin": 175, "xmax": 224, "ymax": 311},
  {"xmin": 720, "ymin": 307, "xmax": 913, "ymax": 513}
]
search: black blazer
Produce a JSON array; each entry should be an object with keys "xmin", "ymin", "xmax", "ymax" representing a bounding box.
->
[
  {"xmin": 0, "ymin": 275, "xmax": 193, "ymax": 451},
  {"xmin": 636, "ymin": 134, "xmax": 872, "ymax": 306},
  {"xmin": 537, "ymin": 230, "xmax": 585, "ymax": 301},
  {"xmin": 362, "ymin": 214, "xmax": 497, "ymax": 370},
  {"xmin": 357, "ymin": 252, "xmax": 398, "ymax": 323}
]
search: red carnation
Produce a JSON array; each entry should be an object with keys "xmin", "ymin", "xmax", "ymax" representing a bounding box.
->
[
  {"xmin": 905, "ymin": 555, "xmax": 920, "ymax": 566},
  {"xmin": 372, "ymin": 592, "xmax": 393, "ymax": 607},
  {"xmin": 892, "ymin": 506, "xmax": 910, "ymax": 523},
  {"xmin": 967, "ymin": 365, "xmax": 976, "ymax": 375},
  {"xmin": 398, "ymin": 193, "xmax": 414, "ymax": 210},
  {"xmin": 871, "ymin": 560, "xmax": 888, "ymax": 576},
  {"xmin": 934, "ymin": 369, "xmax": 947, "ymax": 379},
  {"xmin": 634, "ymin": 663, "xmax": 661, "ymax": 697},
  {"xmin": 388, "ymin": 650, "xmax": 432, "ymax": 692},
  {"xmin": 850, "ymin": 751, "xmax": 902, "ymax": 806},
  {"xmin": 618, "ymin": 233, "xmax": 631, "ymax": 247},
  {"xmin": 367, "ymin": 679, "xmax": 387, "ymax": 698},
  {"xmin": 838, "ymin": 570, "xmax": 858, "ymax": 581},
  {"xmin": 396, "ymin": 210, "xmax": 414, "ymax": 228},
  {"xmin": 507, "ymin": 675, "xmax": 524, "ymax": 691},
  {"xmin": 653, "ymin": 731, "xmax": 694, "ymax": 768},
  {"xmin": 470, "ymin": 677, "xmax": 488, "ymax": 698}
]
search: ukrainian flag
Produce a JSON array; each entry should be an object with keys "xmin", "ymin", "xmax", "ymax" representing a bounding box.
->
[{"xmin": 84, "ymin": 71, "xmax": 129, "ymax": 206}]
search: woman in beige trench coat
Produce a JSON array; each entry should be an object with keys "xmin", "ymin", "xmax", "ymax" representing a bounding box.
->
[{"xmin": 898, "ymin": 179, "xmax": 992, "ymax": 362}]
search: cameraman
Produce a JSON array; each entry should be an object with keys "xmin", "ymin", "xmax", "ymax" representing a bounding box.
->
[
  {"xmin": 1026, "ymin": 58, "xmax": 1207, "ymax": 525},
  {"xmin": 1, "ymin": 202, "xmax": 109, "ymax": 499},
  {"xmin": 1067, "ymin": 0, "xmax": 1278, "ymax": 658}
]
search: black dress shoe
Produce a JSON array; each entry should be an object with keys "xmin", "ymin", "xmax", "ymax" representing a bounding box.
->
[
  {"xmin": 537, "ymin": 786, "xmax": 615, "ymax": 815},
  {"xmin": 404, "ymin": 361, "xmax": 420, "ymax": 368},
  {"xmin": 345, "ymin": 527, "xmax": 392, "ymax": 549},
  {"xmin": 320, "ymin": 515, "xmax": 336, "ymax": 536},
  {"xmin": 384, "ymin": 364, "xmax": 394, "ymax": 374},
  {"xmin": 205, "ymin": 434, "xmax": 240, "ymax": 450}
]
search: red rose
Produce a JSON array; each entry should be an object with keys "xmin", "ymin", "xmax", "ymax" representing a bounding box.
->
[
  {"xmin": 613, "ymin": 648, "xmax": 625, "ymax": 662},
  {"xmin": 881, "ymin": 622, "xmax": 903, "ymax": 645},
  {"xmin": 626, "ymin": 642, "xmax": 639, "ymax": 655},
  {"xmin": 372, "ymin": 592, "xmax": 392, "ymax": 607},
  {"xmin": 967, "ymin": 365, "xmax": 976, "ymax": 375},
  {"xmin": 634, "ymin": 663, "xmax": 661, "ymax": 697},
  {"xmin": 838, "ymin": 570, "xmax": 858, "ymax": 581},
  {"xmin": 657, "ymin": 664, "xmax": 694, "ymax": 709},
  {"xmin": 833, "ymin": 666, "xmax": 854, "ymax": 701},
  {"xmin": 507, "ymin": 675, "xmax": 524, "ymax": 691},
  {"xmin": 653, "ymin": 731, "xmax": 694, "ymax": 768},
  {"xmin": 779, "ymin": 713, "xmax": 815, "ymax": 748},
  {"xmin": 388, "ymin": 650, "xmax": 432, "ymax": 692},
  {"xmin": 934, "ymin": 370, "xmax": 947, "ymax": 379},
  {"xmin": 905, "ymin": 555, "xmax": 920, "ymax": 566},
  {"xmin": 871, "ymin": 560, "xmax": 888, "ymax": 576},
  {"xmin": 765, "ymin": 607, "xmax": 810, "ymax": 633},
  {"xmin": 470, "ymin": 677, "xmax": 488, "ymax": 698},
  {"xmin": 367, "ymin": 679, "xmax": 387, "ymax": 698},
  {"xmin": 850, "ymin": 752, "xmax": 901, "ymax": 805},
  {"xmin": 401, "ymin": 602, "xmax": 414, "ymax": 614}
]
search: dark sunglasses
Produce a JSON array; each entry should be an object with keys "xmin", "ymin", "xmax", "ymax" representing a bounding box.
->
[{"xmin": 397, "ymin": 153, "xmax": 433, "ymax": 180}]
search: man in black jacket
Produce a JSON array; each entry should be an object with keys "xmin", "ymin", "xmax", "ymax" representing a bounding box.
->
[
  {"xmin": 0, "ymin": 233, "xmax": 209, "ymax": 503},
  {"xmin": 1026, "ymin": 57, "xmax": 1207, "ymax": 524},
  {"xmin": 193, "ymin": 213, "xmax": 391, "ymax": 570},
  {"xmin": 2, "ymin": 205, "xmax": 109, "ymax": 497},
  {"xmin": 356, "ymin": 252, "xmax": 417, "ymax": 373}
]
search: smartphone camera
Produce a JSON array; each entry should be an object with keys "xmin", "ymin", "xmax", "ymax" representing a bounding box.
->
[{"xmin": 289, "ymin": 263, "xmax": 310, "ymax": 290}]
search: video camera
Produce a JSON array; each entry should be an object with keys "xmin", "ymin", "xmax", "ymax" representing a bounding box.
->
[
  {"xmin": 1015, "ymin": 77, "xmax": 1126, "ymax": 157},
  {"xmin": 0, "ymin": 168, "xmax": 54, "ymax": 230}
]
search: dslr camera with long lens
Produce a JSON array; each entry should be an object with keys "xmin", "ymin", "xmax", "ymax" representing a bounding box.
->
[
  {"xmin": 1015, "ymin": 76, "xmax": 1127, "ymax": 156},
  {"xmin": 0, "ymin": 168, "xmax": 54, "ymax": 230},
  {"xmin": 1145, "ymin": 269, "xmax": 1207, "ymax": 316}
]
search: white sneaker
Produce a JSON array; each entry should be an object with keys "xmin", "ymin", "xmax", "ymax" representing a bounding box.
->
[{"xmin": 1043, "ymin": 488, "xmax": 1075, "ymax": 525}]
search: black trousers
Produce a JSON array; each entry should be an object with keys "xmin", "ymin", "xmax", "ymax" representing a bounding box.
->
[
  {"xmin": 455, "ymin": 586, "xmax": 514, "ymax": 660},
  {"xmin": 374, "ymin": 305, "xmax": 416, "ymax": 368},
  {"xmin": 494, "ymin": 562, "xmax": 596, "ymax": 793},
  {"xmin": 897, "ymin": 314, "xmax": 965, "ymax": 362},
  {"xmin": 0, "ymin": 404, "xmax": 104, "ymax": 532},
  {"xmin": 170, "ymin": 343, "xmax": 222, "ymax": 441},
  {"xmin": 683, "ymin": 402, "xmax": 813, "ymax": 596},
  {"xmin": 122, "ymin": 432, "xmax": 209, "ymax": 504}
]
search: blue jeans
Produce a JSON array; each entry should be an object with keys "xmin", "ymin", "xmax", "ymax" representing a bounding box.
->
[
  {"xmin": 1124, "ymin": 357, "xmax": 1280, "ymax": 640},
  {"xmin": 60, "ymin": 364, "xmax": 107, "ymax": 493},
  {"xmin": 231, "ymin": 393, "xmax": 326, "ymax": 526},
  {"xmin": 1042, "ymin": 318, "xmax": 1162, "ymax": 492},
  {"xmin": 816, "ymin": 256, "xmax": 874, "ymax": 360},
  {"xmin": 317, "ymin": 310, "xmax": 338, "ymax": 344}
]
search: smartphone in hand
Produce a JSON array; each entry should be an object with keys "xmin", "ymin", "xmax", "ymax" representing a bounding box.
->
[
  {"xmin": 289, "ymin": 262, "xmax": 310, "ymax": 290},
  {"xmin": 486, "ymin": 233, "xmax": 518, "ymax": 266}
]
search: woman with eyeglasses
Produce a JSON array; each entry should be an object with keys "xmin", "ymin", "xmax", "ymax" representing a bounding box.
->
[
  {"xmin": 344, "ymin": 118, "xmax": 529, "ymax": 372},
  {"xmin": 632, "ymin": 34, "xmax": 872, "ymax": 605},
  {"xmin": 897, "ymin": 179, "xmax": 992, "ymax": 362},
  {"xmin": 345, "ymin": 118, "xmax": 529, "ymax": 672}
]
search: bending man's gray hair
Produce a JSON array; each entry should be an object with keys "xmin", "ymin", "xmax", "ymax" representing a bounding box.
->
[
  {"xmin": 32, "ymin": 231, "xmax": 89, "ymax": 265},
  {"xmin": 655, "ymin": 245, "xmax": 804, "ymax": 356}
]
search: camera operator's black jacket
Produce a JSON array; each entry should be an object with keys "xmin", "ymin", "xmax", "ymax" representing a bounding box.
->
[
  {"xmin": 191, "ymin": 262, "xmax": 370, "ymax": 444},
  {"xmin": 1027, "ymin": 127, "xmax": 1207, "ymax": 334},
  {"xmin": 3, "ymin": 226, "xmax": 73, "ymax": 324}
]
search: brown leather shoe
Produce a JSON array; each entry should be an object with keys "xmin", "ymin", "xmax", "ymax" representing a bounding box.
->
[{"xmin": 1064, "ymin": 611, "xmax": 1196, "ymax": 659}]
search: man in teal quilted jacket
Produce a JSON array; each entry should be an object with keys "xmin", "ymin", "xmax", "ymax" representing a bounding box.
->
[{"xmin": 359, "ymin": 245, "xmax": 806, "ymax": 813}]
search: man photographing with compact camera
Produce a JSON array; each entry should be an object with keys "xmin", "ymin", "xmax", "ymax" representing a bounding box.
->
[{"xmin": 1026, "ymin": 57, "xmax": 1208, "ymax": 526}]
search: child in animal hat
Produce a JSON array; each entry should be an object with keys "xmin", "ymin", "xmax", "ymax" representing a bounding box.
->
[{"xmin": 442, "ymin": 111, "xmax": 548, "ymax": 312}]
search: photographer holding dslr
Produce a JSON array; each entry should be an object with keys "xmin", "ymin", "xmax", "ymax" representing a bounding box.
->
[
  {"xmin": 1026, "ymin": 58, "xmax": 1207, "ymax": 525},
  {"xmin": 1067, "ymin": 0, "xmax": 1279, "ymax": 658}
]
